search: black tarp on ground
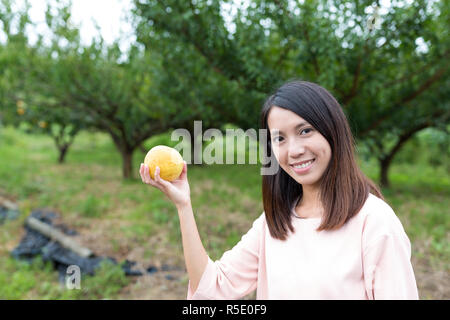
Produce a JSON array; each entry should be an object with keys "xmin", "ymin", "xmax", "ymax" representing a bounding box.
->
[{"xmin": 10, "ymin": 209, "xmax": 178, "ymax": 282}]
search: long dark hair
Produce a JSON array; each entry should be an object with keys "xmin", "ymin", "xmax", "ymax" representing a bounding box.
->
[{"xmin": 260, "ymin": 80, "xmax": 383, "ymax": 240}]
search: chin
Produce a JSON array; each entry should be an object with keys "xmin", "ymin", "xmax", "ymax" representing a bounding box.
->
[{"xmin": 289, "ymin": 173, "xmax": 320, "ymax": 187}]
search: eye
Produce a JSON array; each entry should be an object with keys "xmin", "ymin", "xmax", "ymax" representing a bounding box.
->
[
  {"xmin": 300, "ymin": 128, "xmax": 313, "ymax": 135},
  {"xmin": 272, "ymin": 136, "xmax": 283, "ymax": 143}
]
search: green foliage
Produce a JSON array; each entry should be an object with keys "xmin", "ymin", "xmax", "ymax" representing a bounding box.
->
[
  {"xmin": 0, "ymin": 0, "xmax": 84, "ymax": 163},
  {"xmin": 1, "ymin": 0, "xmax": 187, "ymax": 178},
  {"xmin": 132, "ymin": 0, "xmax": 449, "ymax": 185},
  {"xmin": 394, "ymin": 128, "xmax": 450, "ymax": 168},
  {"xmin": 143, "ymin": 131, "xmax": 181, "ymax": 150}
]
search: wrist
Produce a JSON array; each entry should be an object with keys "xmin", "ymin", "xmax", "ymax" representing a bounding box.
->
[{"xmin": 176, "ymin": 199, "xmax": 192, "ymax": 211}]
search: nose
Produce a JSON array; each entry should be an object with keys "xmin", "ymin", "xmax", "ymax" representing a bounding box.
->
[{"xmin": 288, "ymin": 138, "xmax": 305, "ymax": 160}]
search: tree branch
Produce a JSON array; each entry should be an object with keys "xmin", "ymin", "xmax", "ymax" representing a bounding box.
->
[
  {"xmin": 360, "ymin": 65, "xmax": 448, "ymax": 136},
  {"xmin": 383, "ymin": 49, "xmax": 450, "ymax": 89},
  {"xmin": 342, "ymin": 54, "xmax": 362, "ymax": 105}
]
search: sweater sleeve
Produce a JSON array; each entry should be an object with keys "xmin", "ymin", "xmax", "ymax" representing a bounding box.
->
[
  {"xmin": 187, "ymin": 213, "xmax": 264, "ymax": 300},
  {"xmin": 362, "ymin": 199, "xmax": 419, "ymax": 300}
]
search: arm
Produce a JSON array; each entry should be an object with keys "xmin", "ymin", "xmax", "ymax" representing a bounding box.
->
[
  {"xmin": 187, "ymin": 213, "xmax": 263, "ymax": 299},
  {"xmin": 363, "ymin": 232, "xmax": 418, "ymax": 299},
  {"xmin": 139, "ymin": 162, "xmax": 207, "ymax": 292},
  {"xmin": 176, "ymin": 201, "xmax": 208, "ymax": 293},
  {"xmin": 362, "ymin": 199, "xmax": 419, "ymax": 299}
]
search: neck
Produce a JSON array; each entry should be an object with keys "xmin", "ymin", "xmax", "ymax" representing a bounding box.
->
[
  {"xmin": 299, "ymin": 185, "xmax": 321, "ymax": 208},
  {"xmin": 294, "ymin": 185, "xmax": 324, "ymax": 219}
]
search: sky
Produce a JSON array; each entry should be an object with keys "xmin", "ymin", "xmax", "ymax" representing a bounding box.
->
[{"xmin": 13, "ymin": 0, "xmax": 135, "ymax": 50}]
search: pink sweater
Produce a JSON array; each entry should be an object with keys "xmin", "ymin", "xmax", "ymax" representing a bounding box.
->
[{"xmin": 187, "ymin": 193, "xmax": 419, "ymax": 299}]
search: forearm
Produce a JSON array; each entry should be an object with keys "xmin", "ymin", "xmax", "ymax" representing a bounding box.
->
[{"xmin": 176, "ymin": 201, "xmax": 208, "ymax": 293}]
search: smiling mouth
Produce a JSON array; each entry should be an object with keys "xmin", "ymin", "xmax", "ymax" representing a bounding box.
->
[{"xmin": 290, "ymin": 159, "xmax": 315, "ymax": 169}]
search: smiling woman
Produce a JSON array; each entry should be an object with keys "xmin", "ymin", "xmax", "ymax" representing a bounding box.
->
[
  {"xmin": 260, "ymin": 80, "xmax": 383, "ymax": 235},
  {"xmin": 140, "ymin": 79, "xmax": 419, "ymax": 300}
]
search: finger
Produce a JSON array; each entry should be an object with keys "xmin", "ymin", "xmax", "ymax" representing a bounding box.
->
[
  {"xmin": 140, "ymin": 163, "xmax": 150, "ymax": 184},
  {"xmin": 178, "ymin": 161, "xmax": 187, "ymax": 180},
  {"xmin": 154, "ymin": 166, "xmax": 162, "ymax": 183},
  {"xmin": 141, "ymin": 164, "xmax": 149, "ymax": 183},
  {"xmin": 143, "ymin": 164, "xmax": 152, "ymax": 182},
  {"xmin": 143, "ymin": 165, "xmax": 158, "ymax": 186},
  {"xmin": 139, "ymin": 163, "xmax": 145, "ymax": 182},
  {"xmin": 154, "ymin": 166, "xmax": 171, "ymax": 188}
]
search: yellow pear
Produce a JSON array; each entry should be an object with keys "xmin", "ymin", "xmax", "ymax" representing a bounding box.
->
[{"xmin": 144, "ymin": 145, "xmax": 184, "ymax": 181}]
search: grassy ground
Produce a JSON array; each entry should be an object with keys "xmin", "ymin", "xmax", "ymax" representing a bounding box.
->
[{"xmin": 0, "ymin": 126, "xmax": 448, "ymax": 299}]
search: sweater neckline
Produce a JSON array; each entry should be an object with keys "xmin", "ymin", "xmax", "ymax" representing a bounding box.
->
[
  {"xmin": 291, "ymin": 211, "xmax": 322, "ymax": 221},
  {"xmin": 291, "ymin": 196, "xmax": 322, "ymax": 221}
]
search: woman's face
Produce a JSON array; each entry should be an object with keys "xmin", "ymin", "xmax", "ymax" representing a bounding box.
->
[{"xmin": 267, "ymin": 106, "xmax": 332, "ymax": 189}]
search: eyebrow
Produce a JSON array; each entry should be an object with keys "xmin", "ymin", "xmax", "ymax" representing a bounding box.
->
[{"xmin": 270, "ymin": 121, "xmax": 309, "ymax": 135}]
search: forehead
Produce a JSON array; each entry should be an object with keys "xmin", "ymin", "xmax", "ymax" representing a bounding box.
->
[{"xmin": 267, "ymin": 106, "xmax": 308, "ymax": 132}]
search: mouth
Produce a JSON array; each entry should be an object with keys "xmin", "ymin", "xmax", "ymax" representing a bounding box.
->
[
  {"xmin": 290, "ymin": 159, "xmax": 315, "ymax": 173},
  {"xmin": 290, "ymin": 159, "xmax": 315, "ymax": 169}
]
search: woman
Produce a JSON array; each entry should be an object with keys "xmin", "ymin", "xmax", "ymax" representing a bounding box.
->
[{"xmin": 139, "ymin": 80, "xmax": 419, "ymax": 299}]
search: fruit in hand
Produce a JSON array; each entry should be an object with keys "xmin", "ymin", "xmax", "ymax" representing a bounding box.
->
[{"xmin": 144, "ymin": 145, "xmax": 184, "ymax": 181}]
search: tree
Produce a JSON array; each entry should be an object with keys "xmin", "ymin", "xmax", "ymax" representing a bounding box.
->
[
  {"xmin": 0, "ymin": 0, "xmax": 85, "ymax": 163},
  {"xmin": 2, "ymin": 0, "xmax": 177, "ymax": 178},
  {"xmin": 0, "ymin": 0, "xmax": 32, "ymax": 127},
  {"xmin": 20, "ymin": 2, "xmax": 87, "ymax": 163},
  {"xmin": 365, "ymin": 74, "xmax": 449, "ymax": 187},
  {"xmin": 56, "ymin": 39, "xmax": 174, "ymax": 178},
  {"xmin": 132, "ymin": 0, "xmax": 449, "ymax": 185}
]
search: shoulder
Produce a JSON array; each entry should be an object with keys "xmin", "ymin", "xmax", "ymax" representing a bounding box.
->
[
  {"xmin": 359, "ymin": 193, "xmax": 409, "ymax": 249},
  {"xmin": 359, "ymin": 193, "xmax": 400, "ymax": 226},
  {"xmin": 249, "ymin": 212, "xmax": 270, "ymax": 240},
  {"xmin": 241, "ymin": 212, "xmax": 267, "ymax": 237},
  {"xmin": 229, "ymin": 212, "xmax": 267, "ymax": 251},
  {"xmin": 252, "ymin": 212, "xmax": 267, "ymax": 231}
]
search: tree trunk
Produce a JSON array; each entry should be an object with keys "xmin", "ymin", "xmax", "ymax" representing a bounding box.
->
[
  {"xmin": 121, "ymin": 150, "xmax": 133, "ymax": 179},
  {"xmin": 378, "ymin": 123, "xmax": 430, "ymax": 188},
  {"xmin": 58, "ymin": 144, "xmax": 69, "ymax": 164},
  {"xmin": 379, "ymin": 157, "xmax": 391, "ymax": 188},
  {"xmin": 53, "ymin": 127, "xmax": 77, "ymax": 164},
  {"xmin": 109, "ymin": 132, "xmax": 136, "ymax": 180}
]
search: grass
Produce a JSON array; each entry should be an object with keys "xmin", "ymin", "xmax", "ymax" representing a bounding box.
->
[{"xmin": 0, "ymin": 125, "xmax": 448, "ymax": 299}]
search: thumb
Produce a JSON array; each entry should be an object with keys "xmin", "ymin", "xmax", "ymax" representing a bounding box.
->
[{"xmin": 178, "ymin": 161, "xmax": 188, "ymax": 180}]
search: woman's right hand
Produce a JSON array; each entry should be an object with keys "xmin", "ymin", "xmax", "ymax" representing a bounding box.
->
[{"xmin": 139, "ymin": 161, "xmax": 191, "ymax": 208}]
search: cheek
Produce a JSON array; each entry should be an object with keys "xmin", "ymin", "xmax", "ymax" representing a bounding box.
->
[
  {"xmin": 271, "ymin": 145, "xmax": 283, "ymax": 162},
  {"xmin": 312, "ymin": 137, "xmax": 332, "ymax": 164},
  {"xmin": 272, "ymin": 147, "xmax": 290, "ymax": 171},
  {"xmin": 319, "ymin": 143, "xmax": 332, "ymax": 166}
]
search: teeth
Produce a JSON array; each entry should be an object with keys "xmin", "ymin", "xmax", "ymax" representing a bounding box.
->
[{"xmin": 293, "ymin": 160, "xmax": 313, "ymax": 169}]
